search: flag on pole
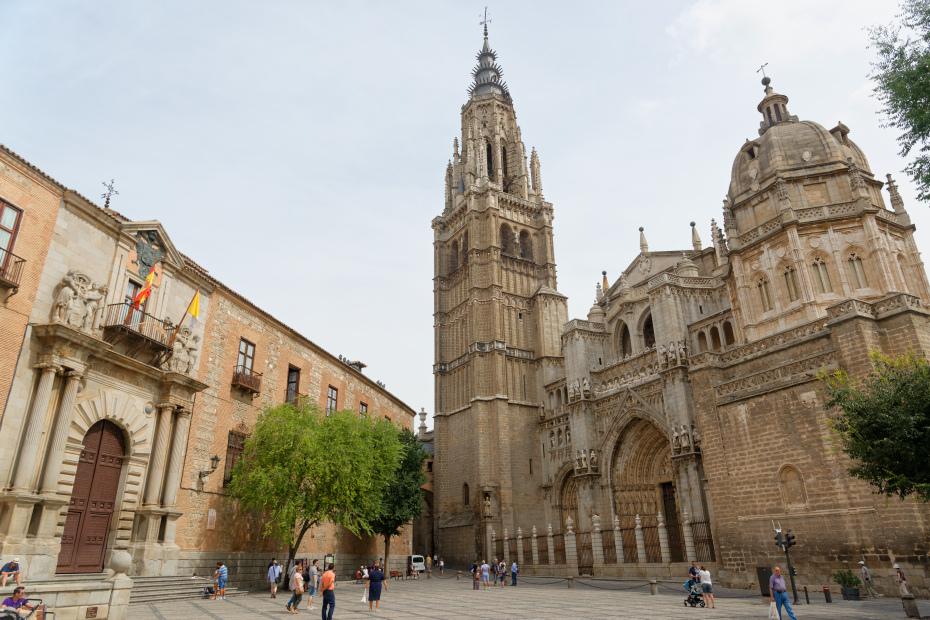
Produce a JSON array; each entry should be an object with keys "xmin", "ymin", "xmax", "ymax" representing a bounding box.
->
[
  {"xmin": 187, "ymin": 290, "xmax": 201, "ymax": 319},
  {"xmin": 132, "ymin": 265, "xmax": 157, "ymax": 309}
]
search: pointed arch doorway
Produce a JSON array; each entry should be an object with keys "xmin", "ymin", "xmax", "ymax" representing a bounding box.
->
[{"xmin": 57, "ymin": 420, "xmax": 126, "ymax": 574}]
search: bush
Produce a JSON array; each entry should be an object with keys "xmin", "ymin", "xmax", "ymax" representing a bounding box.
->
[{"xmin": 832, "ymin": 569, "xmax": 862, "ymax": 588}]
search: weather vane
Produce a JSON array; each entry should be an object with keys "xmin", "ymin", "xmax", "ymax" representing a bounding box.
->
[
  {"xmin": 101, "ymin": 179, "xmax": 119, "ymax": 209},
  {"xmin": 756, "ymin": 62, "xmax": 769, "ymax": 78},
  {"xmin": 480, "ymin": 7, "xmax": 491, "ymax": 34}
]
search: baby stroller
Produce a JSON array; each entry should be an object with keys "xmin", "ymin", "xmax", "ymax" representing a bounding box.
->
[{"xmin": 683, "ymin": 579, "xmax": 706, "ymax": 607}]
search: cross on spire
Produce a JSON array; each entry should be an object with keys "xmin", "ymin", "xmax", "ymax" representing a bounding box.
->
[
  {"xmin": 756, "ymin": 62, "xmax": 769, "ymax": 78},
  {"xmin": 101, "ymin": 179, "xmax": 119, "ymax": 209},
  {"xmin": 480, "ymin": 6, "xmax": 491, "ymax": 36}
]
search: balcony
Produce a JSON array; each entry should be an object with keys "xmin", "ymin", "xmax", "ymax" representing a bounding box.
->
[
  {"xmin": 101, "ymin": 302, "xmax": 175, "ymax": 356},
  {"xmin": 232, "ymin": 365, "xmax": 262, "ymax": 395},
  {"xmin": 0, "ymin": 248, "xmax": 25, "ymax": 292}
]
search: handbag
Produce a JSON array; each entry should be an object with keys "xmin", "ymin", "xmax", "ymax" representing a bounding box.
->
[{"xmin": 768, "ymin": 601, "xmax": 778, "ymax": 620}]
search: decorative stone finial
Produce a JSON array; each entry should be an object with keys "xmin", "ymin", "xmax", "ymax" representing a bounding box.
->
[
  {"xmin": 468, "ymin": 8, "xmax": 510, "ymax": 100},
  {"xmin": 886, "ymin": 173, "xmax": 906, "ymax": 213},
  {"xmin": 547, "ymin": 523, "xmax": 553, "ymax": 536},
  {"xmin": 639, "ymin": 227, "xmax": 648, "ymax": 253},
  {"xmin": 592, "ymin": 513, "xmax": 601, "ymax": 531},
  {"xmin": 613, "ymin": 515, "xmax": 620, "ymax": 529},
  {"xmin": 565, "ymin": 516, "xmax": 574, "ymax": 534},
  {"xmin": 690, "ymin": 221, "xmax": 702, "ymax": 251},
  {"xmin": 532, "ymin": 525, "xmax": 537, "ymax": 537},
  {"xmin": 517, "ymin": 527, "xmax": 522, "ymax": 538}
]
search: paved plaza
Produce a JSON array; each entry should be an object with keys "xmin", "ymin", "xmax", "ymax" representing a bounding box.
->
[{"xmin": 129, "ymin": 574, "xmax": 928, "ymax": 619}]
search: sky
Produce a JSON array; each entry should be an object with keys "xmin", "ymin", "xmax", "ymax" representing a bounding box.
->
[{"xmin": 3, "ymin": 1, "xmax": 925, "ymax": 428}]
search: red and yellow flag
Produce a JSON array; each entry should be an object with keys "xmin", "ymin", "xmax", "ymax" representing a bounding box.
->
[{"xmin": 132, "ymin": 265, "xmax": 157, "ymax": 309}]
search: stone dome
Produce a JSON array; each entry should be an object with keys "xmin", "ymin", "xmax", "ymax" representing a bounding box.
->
[{"xmin": 728, "ymin": 82, "xmax": 873, "ymax": 201}]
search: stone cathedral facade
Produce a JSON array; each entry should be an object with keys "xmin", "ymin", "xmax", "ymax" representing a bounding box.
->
[{"xmin": 433, "ymin": 28, "xmax": 930, "ymax": 594}]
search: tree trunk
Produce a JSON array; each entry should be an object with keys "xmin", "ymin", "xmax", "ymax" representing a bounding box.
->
[
  {"xmin": 384, "ymin": 535, "xmax": 392, "ymax": 577},
  {"xmin": 283, "ymin": 519, "xmax": 314, "ymax": 591}
]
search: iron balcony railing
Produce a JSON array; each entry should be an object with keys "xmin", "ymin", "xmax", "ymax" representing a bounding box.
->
[
  {"xmin": 101, "ymin": 302, "xmax": 174, "ymax": 350},
  {"xmin": 232, "ymin": 365, "xmax": 262, "ymax": 394},
  {"xmin": 0, "ymin": 247, "xmax": 26, "ymax": 289}
]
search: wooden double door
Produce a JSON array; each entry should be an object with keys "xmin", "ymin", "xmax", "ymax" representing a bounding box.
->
[{"xmin": 57, "ymin": 420, "xmax": 125, "ymax": 574}]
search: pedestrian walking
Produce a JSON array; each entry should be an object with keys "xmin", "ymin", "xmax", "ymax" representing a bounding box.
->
[
  {"xmin": 858, "ymin": 561, "xmax": 878, "ymax": 597},
  {"xmin": 360, "ymin": 565, "xmax": 369, "ymax": 602},
  {"xmin": 267, "ymin": 558, "xmax": 282, "ymax": 598},
  {"xmin": 510, "ymin": 560, "xmax": 518, "ymax": 586},
  {"xmin": 439, "ymin": 557, "xmax": 444, "ymax": 576},
  {"xmin": 285, "ymin": 561, "xmax": 304, "ymax": 614},
  {"xmin": 480, "ymin": 560, "xmax": 490, "ymax": 590},
  {"xmin": 367, "ymin": 561, "xmax": 386, "ymax": 611},
  {"xmin": 321, "ymin": 562, "xmax": 337, "ymax": 620},
  {"xmin": 213, "ymin": 561, "xmax": 228, "ymax": 601},
  {"xmin": 498, "ymin": 560, "xmax": 506, "ymax": 587},
  {"xmin": 306, "ymin": 559, "xmax": 320, "ymax": 610},
  {"xmin": 894, "ymin": 563, "xmax": 910, "ymax": 596},
  {"xmin": 426, "ymin": 554, "xmax": 433, "ymax": 576},
  {"xmin": 698, "ymin": 565, "xmax": 715, "ymax": 609},
  {"xmin": 769, "ymin": 566, "xmax": 797, "ymax": 620},
  {"xmin": 471, "ymin": 562, "xmax": 479, "ymax": 590}
]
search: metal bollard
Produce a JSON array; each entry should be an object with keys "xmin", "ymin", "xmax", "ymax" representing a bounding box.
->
[
  {"xmin": 803, "ymin": 586, "xmax": 809, "ymax": 604},
  {"xmin": 649, "ymin": 579, "xmax": 658, "ymax": 595},
  {"xmin": 567, "ymin": 576, "xmax": 574, "ymax": 589},
  {"xmin": 822, "ymin": 585, "xmax": 832, "ymax": 603}
]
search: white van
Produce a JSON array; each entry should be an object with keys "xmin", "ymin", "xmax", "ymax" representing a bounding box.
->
[{"xmin": 408, "ymin": 555, "xmax": 426, "ymax": 573}]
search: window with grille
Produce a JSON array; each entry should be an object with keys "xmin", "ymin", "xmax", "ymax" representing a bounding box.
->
[
  {"xmin": 326, "ymin": 385, "xmax": 338, "ymax": 415},
  {"xmin": 223, "ymin": 431, "xmax": 247, "ymax": 485}
]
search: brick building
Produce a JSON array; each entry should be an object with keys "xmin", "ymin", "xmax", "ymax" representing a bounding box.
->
[
  {"xmin": 432, "ymin": 27, "xmax": 930, "ymax": 596},
  {"xmin": 0, "ymin": 144, "xmax": 415, "ymax": 618}
]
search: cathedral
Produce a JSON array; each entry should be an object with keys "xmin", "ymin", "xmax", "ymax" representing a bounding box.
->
[{"xmin": 432, "ymin": 25, "xmax": 930, "ymax": 594}]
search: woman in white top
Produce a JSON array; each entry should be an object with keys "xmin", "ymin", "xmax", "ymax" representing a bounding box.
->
[
  {"xmin": 698, "ymin": 565, "xmax": 715, "ymax": 609},
  {"xmin": 360, "ymin": 566, "xmax": 370, "ymax": 602}
]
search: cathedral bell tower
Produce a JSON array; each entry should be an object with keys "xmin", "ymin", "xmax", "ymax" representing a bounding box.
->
[{"xmin": 432, "ymin": 20, "xmax": 568, "ymax": 565}]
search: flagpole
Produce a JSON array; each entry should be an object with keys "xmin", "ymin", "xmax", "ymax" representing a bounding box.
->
[{"xmin": 168, "ymin": 290, "xmax": 199, "ymax": 347}]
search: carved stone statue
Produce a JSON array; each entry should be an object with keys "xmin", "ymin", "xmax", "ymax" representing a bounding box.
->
[
  {"xmin": 580, "ymin": 449, "xmax": 588, "ymax": 470},
  {"xmin": 53, "ymin": 270, "xmax": 107, "ymax": 332},
  {"xmin": 677, "ymin": 340, "xmax": 687, "ymax": 364},
  {"xmin": 672, "ymin": 427, "xmax": 681, "ymax": 453},
  {"xmin": 483, "ymin": 495, "xmax": 492, "ymax": 518},
  {"xmin": 575, "ymin": 449, "xmax": 584, "ymax": 471},
  {"xmin": 657, "ymin": 344, "xmax": 668, "ymax": 367},
  {"xmin": 589, "ymin": 448, "xmax": 598, "ymax": 471},
  {"xmin": 691, "ymin": 424, "xmax": 701, "ymax": 446},
  {"xmin": 581, "ymin": 377, "xmax": 591, "ymax": 396},
  {"xmin": 163, "ymin": 327, "xmax": 201, "ymax": 374},
  {"xmin": 565, "ymin": 516, "xmax": 574, "ymax": 534},
  {"xmin": 565, "ymin": 428, "xmax": 571, "ymax": 446},
  {"xmin": 678, "ymin": 424, "xmax": 692, "ymax": 452},
  {"xmin": 547, "ymin": 523, "xmax": 553, "ymax": 536}
]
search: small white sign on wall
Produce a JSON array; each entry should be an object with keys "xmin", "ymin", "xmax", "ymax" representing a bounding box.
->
[{"xmin": 207, "ymin": 508, "xmax": 217, "ymax": 531}]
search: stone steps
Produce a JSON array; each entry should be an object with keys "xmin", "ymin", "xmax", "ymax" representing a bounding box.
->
[{"xmin": 129, "ymin": 575, "xmax": 248, "ymax": 604}]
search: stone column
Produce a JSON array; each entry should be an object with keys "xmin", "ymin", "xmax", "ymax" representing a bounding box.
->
[
  {"xmin": 564, "ymin": 520, "xmax": 578, "ymax": 573},
  {"xmin": 13, "ymin": 364, "xmax": 61, "ymax": 491},
  {"xmin": 546, "ymin": 525, "xmax": 555, "ymax": 565},
  {"xmin": 516, "ymin": 527, "xmax": 524, "ymax": 565},
  {"xmin": 634, "ymin": 514, "xmax": 647, "ymax": 564},
  {"xmin": 591, "ymin": 514, "xmax": 604, "ymax": 570},
  {"xmin": 657, "ymin": 511, "xmax": 670, "ymax": 564},
  {"xmin": 613, "ymin": 515, "xmax": 624, "ymax": 564},
  {"xmin": 40, "ymin": 370, "xmax": 83, "ymax": 493},
  {"xmin": 143, "ymin": 404, "xmax": 174, "ymax": 506},
  {"xmin": 502, "ymin": 528, "xmax": 509, "ymax": 563},
  {"xmin": 530, "ymin": 526, "xmax": 539, "ymax": 566},
  {"xmin": 485, "ymin": 522, "xmax": 494, "ymax": 564},
  {"xmin": 160, "ymin": 408, "xmax": 192, "ymax": 508},
  {"xmin": 681, "ymin": 509, "xmax": 697, "ymax": 562}
]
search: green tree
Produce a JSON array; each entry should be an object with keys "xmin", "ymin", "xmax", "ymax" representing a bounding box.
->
[
  {"xmin": 823, "ymin": 352, "xmax": 930, "ymax": 501},
  {"xmin": 227, "ymin": 403, "xmax": 402, "ymax": 581},
  {"xmin": 370, "ymin": 428, "xmax": 427, "ymax": 576},
  {"xmin": 870, "ymin": 0, "xmax": 930, "ymax": 201}
]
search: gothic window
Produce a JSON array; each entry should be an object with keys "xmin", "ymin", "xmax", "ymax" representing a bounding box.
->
[
  {"xmin": 618, "ymin": 322, "xmax": 632, "ymax": 357},
  {"xmin": 449, "ymin": 240, "xmax": 459, "ymax": 271},
  {"xmin": 710, "ymin": 326, "xmax": 721, "ymax": 351},
  {"xmin": 757, "ymin": 276, "xmax": 774, "ymax": 312},
  {"xmin": 485, "ymin": 142, "xmax": 494, "ymax": 178},
  {"xmin": 519, "ymin": 230, "xmax": 532, "ymax": 260},
  {"xmin": 811, "ymin": 257, "xmax": 832, "ymax": 293},
  {"xmin": 778, "ymin": 465, "xmax": 807, "ymax": 509},
  {"xmin": 557, "ymin": 428, "xmax": 563, "ymax": 446},
  {"xmin": 461, "ymin": 231, "xmax": 469, "ymax": 264},
  {"xmin": 500, "ymin": 224, "xmax": 514, "ymax": 255},
  {"xmin": 783, "ymin": 265, "xmax": 800, "ymax": 302},
  {"xmin": 847, "ymin": 252, "xmax": 868, "ymax": 289},
  {"xmin": 642, "ymin": 313, "xmax": 655, "ymax": 349},
  {"xmin": 462, "ymin": 483, "xmax": 470, "ymax": 506},
  {"xmin": 501, "ymin": 146, "xmax": 508, "ymax": 180},
  {"xmin": 722, "ymin": 321, "xmax": 735, "ymax": 346},
  {"xmin": 697, "ymin": 331, "xmax": 708, "ymax": 353}
]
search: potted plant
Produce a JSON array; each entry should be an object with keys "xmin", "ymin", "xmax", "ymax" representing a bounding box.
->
[{"xmin": 832, "ymin": 569, "xmax": 861, "ymax": 600}]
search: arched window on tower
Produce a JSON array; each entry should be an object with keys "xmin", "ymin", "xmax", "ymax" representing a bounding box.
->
[
  {"xmin": 697, "ymin": 331, "xmax": 708, "ymax": 353},
  {"xmin": 642, "ymin": 313, "xmax": 655, "ymax": 349},
  {"xmin": 783, "ymin": 265, "xmax": 800, "ymax": 302},
  {"xmin": 461, "ymin": 231, "xmax": 469, "ymax": 265},
  {"xmin": 500, "ymin": 224, "xmax": 514, "ymax": 255},
  {"xmin": 710, "ymin": 326, "xmax": 721, "ymax": 351},
  {"xmin": 847, "ymin": 252, "xmax": 868, "ymax": 289},
  {"xmin": 449, "ymin": 240, "xmax": 459, "ymax": 272},
  {"xmin": 519, "ymin": 230, "xmax": 533, "ymax": 260},
  {"xmin": 811, "ymin": 257, "xmax": 832, "ymax": 294},
  {"xmin": 618, "ymin": 322, "xmax": 632, "ymax": 358},
  {"xmin": 757, "ymin": 276, "xmax": 774, "ymax": 312},
  {"xmin": 485, "ymin": 142, "xmax": 494, "ymax": 179},
  {"xmin": 462, "ymin": 483, "xmax": 470, "ymax": 507},
  {"xmin": 722, "ymin": 321, "xmax": 735, "ymax": 346},
  {"xmin": 501, "ymin": 146, "xmax": 508, "ymax": 184}
]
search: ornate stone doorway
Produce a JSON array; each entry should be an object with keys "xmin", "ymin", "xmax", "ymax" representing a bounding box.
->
[
  {"xmin": 57, "ymin": 420, "xmax": 125, "ymax": 574},
  {"xmin": 559, "ymin": 474, "xmax": 579, "ymax": 531},
  {"xmin": 610, "ymin": 418, "xmax": 681, "ymax": 562}
]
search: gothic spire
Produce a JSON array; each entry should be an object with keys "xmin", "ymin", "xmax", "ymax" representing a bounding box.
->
[
  {"xmin": 468, "ymin": 12, "xmax": 510, "ymax": 100},
  {"xmin": 690, "ymin": 221, "xmax": 702, "ymax": 251},
  {"xmin": 639, "ymin": 227, "xmax": 649, "ymax": 253}
]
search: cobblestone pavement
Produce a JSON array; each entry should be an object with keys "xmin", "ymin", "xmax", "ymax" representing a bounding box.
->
[{"xmin": 129, "ymin": 574, "xmax": 928, "ymax": 619}]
